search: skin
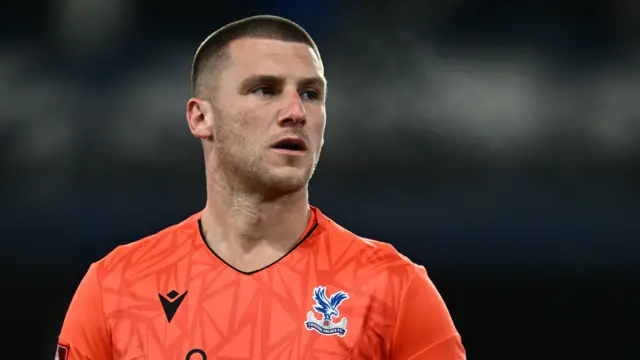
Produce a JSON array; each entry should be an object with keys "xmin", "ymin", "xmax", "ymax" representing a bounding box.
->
[{"xmin": 186, "ymin": 37, "xmax": 327, "ymax": 272}]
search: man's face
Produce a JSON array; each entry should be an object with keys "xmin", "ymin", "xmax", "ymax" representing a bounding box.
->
[{"xmin": 209, "ymin": 37, "xmax": 326, "ymax": 196}]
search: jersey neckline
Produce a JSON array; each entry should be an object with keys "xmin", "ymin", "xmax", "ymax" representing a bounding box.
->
[{"xmin": 196, "ymin": 207, "xmax": 320, "ymax": 275}]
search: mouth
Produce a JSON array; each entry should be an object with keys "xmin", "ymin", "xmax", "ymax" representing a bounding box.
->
[{"xmin": 270, "ymin": 137, "xmax": 308, "ymax": 155}]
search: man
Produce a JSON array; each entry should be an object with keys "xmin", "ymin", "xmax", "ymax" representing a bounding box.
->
[{"xmin": 57, "ymin": 15, "xmax": 466, "ymax": 360}]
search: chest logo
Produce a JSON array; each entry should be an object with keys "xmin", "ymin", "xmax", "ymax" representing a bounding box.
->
[
  {"xmin": 159, "ymin": 290, "xmax": 188, "ymax": 323},
  {"xmin": 305, "ymin": 286, "xmax": 349, "ymax": 337}
]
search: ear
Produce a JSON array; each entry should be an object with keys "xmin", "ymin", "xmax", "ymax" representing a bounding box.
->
[{"xmin": 186, "ymin": 98, "xmax": 214, "ymax": 140}]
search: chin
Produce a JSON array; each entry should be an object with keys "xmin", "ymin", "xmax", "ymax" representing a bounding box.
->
[{"xmin": 263, "ymin": 167, "xmax": 312, "ymax": 193}]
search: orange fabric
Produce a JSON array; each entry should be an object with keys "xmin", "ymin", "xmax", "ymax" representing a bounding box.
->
[
  {"xmin": 59, "ymin": 206, "xmax": 465, "ymax": 359},
  {"xmin": 58, "ymin": 263, "xmax": 111, "ymax": 360}
]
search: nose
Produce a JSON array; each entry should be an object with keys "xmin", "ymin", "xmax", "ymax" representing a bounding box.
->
[{"xmin": 277, "ymin": 91, "xmax": 306, "ymax": 127}]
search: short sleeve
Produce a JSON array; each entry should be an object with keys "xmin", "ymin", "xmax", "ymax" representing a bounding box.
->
[
  {"xmin": 58, "ymin": 263, "xmax": 112, "ymax": 360},
  {"xmin": 390, "ymin": 266, "xmax": 466, "ymax": 360}
]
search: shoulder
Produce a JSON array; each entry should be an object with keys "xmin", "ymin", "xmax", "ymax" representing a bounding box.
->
[
  {"xmin": 356, "ymin": 235, "xmax": 428, "ymax": 285},
  {"xmin": 316, "ymin": 208, "xmax": 427, "ymax": 284},
  {"xmin": 93, "ymin": 212, "xmax": 202, "ymax": 277},
  {"xmin": 316, "ymin": 209, "xmax": 458, "ymax": 344}
]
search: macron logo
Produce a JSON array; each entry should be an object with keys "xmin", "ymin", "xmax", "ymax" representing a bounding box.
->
[{"xmin": 159, "ymin": 290, "xmax": 188, "ymax": 323}]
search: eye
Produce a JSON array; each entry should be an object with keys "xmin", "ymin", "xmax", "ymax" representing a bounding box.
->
[
  {"xmin": 251, "ymin": 85, "xmax": 275, "ymax": 96},
  {"xmin": 301, "ymin": 89, "xmax": 320, "ymax": 101}
]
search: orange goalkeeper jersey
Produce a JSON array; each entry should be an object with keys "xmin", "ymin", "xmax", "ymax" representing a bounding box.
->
[{"xmin": 57, "ymin": 206, "xmax": 465, "ymax": 360}]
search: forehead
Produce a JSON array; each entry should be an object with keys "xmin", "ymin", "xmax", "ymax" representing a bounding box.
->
[{"xmin": 224, "ymin": 37, "xmax": 324, "ymax": 79}]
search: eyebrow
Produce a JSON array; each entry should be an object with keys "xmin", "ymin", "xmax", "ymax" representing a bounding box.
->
[
  {"xmin": 239, "ymin": 74, "xmax": 327, "ymax": 90},
  {"xmin": 300, "ymin": 76, "xmax": 327, "ymax": 89}
]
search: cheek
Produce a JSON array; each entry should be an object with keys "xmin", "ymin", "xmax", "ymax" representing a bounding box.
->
[
  {"xmin": 220, "ymin": 124, "xmax": 249, "ymax": 145},
  {"xmin": 310, "ymin": 113, "xmax": 326, "ymax": 137},
  {"xmin": 214, "ymin": 110, "xmax": 251, "ymax": 143},
  {"xmin": 218, "ymin": 120, "xmax": 263, "ymax": 156}
]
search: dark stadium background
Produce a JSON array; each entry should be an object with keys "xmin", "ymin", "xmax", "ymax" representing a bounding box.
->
[{"xmin": 1, "ymin": 0, "xmax": 638, "ymax": 358}]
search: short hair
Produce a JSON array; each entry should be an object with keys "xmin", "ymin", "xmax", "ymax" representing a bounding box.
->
[{"xmin": 191, "ymin": 15, "xmax": 322, "ymax": 98}]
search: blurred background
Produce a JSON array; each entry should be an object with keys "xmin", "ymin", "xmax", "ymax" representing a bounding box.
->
[{"xmin": 1, "ymin": 0, "xmax": 638, "ymax": 358}]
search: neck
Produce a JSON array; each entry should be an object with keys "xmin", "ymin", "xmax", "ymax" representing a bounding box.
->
[{"xmin": 199, "ymin": 172, "xmax": 311, "ymax": 271}]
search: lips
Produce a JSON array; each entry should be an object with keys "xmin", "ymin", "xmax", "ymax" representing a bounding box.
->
[{"xmin": 271, "ymin": 137, "xmax": 308, "ymax": 152}]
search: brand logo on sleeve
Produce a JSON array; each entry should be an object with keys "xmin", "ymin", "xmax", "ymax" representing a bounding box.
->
[{"xmin": 55, "ymin": 344, "xmax": 69, "ymax": 360}]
